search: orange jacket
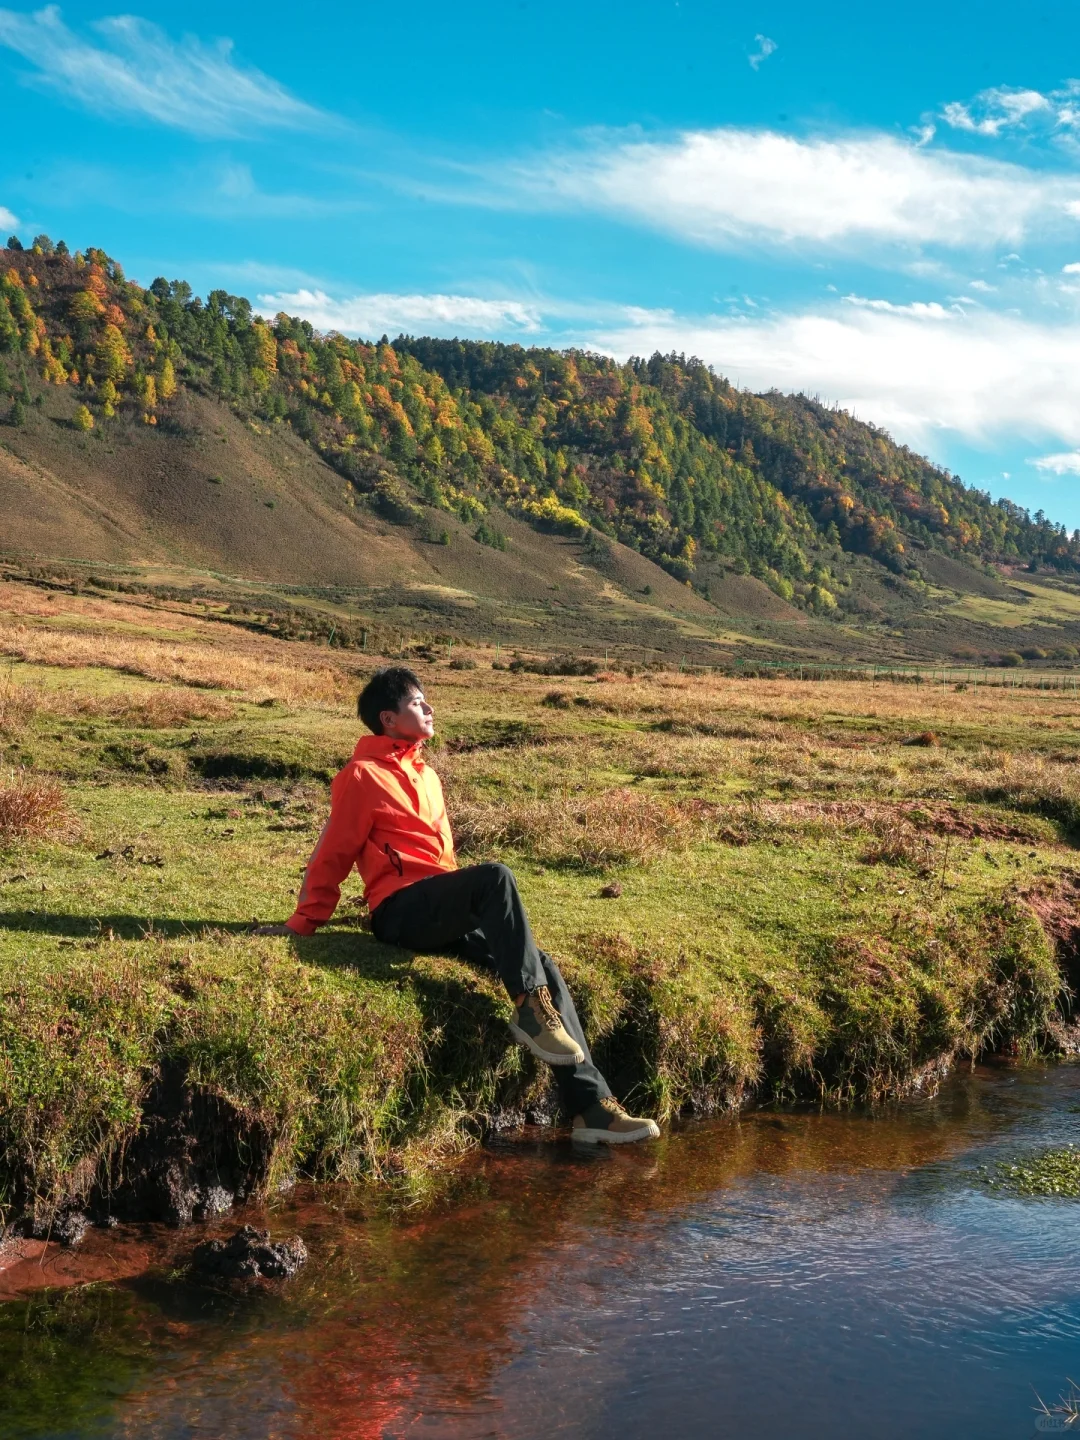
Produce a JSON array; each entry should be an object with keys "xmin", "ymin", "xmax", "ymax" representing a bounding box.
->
[{"xmin": 286, "ymin": 735, "xmax": 456, "ymax": 934}]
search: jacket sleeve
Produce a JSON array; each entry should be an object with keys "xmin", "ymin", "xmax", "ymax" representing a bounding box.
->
[
  {"xmin": 286, "ymin": 766, "xmax": 373, "ymax": 935},
  {"xmin": 430, "ymin": 769, "xmax": 456, "ymax": 863}
]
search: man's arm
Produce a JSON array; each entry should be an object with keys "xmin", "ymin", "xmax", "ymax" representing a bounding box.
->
[{"xmin": 284, "ymin": 767, "xmax": 373, "ymax": 935}]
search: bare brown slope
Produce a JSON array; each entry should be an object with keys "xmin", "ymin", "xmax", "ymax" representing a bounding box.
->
[{"xmin": 0, "ymin": 384, "xmax": 715, "ymax": 619}]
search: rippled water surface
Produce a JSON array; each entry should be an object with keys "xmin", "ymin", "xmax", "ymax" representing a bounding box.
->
[{"xmin": 4, "ymin": 1062, "xmax": 1080, "ymax": 1439}]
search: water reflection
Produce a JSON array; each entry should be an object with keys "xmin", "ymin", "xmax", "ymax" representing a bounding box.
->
[{"xmin": 3, "ymin": 1063, "xmax": 1079, "ymax": 1440}]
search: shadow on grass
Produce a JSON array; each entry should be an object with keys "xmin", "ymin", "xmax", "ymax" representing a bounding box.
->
[
  {"xmin": 0, "ymin": 908, "xmax": 432, "ymax": 987},
  {"xmin": 0, "ymin": 908, "xmax": 387, "ymax": 951},
  {"xmin": 0, "ymin": 909, "xmax": 257, "ymax": 939}
]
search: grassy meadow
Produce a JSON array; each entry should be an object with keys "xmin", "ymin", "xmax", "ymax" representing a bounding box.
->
[{"xmin": 1, "ymin": 574, "xmax": 1079, "ymax": 1225}]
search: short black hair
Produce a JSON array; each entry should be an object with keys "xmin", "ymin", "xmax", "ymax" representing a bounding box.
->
[{"xmin": 358, "ymin": 666, "xmax": 423, "ymax": 735}]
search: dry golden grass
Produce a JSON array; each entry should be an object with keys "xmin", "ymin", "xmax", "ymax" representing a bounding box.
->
[
  {"xmin": 0, "ymin": 674, "xmax": 39, "ymax": 733},
  {"xmin": 0, "ymin": 579, "xmax": 225, "ymax": 635},
  {"xmin": 67, "ymin": 687, "xmax": 237, "ymax": 728},
  {"xmin": 451, "ymin": 786, "xmax": 713, "ymax": 870},
  {"xmin": 0, "ymin": 773, "xmax": 71, "ymax": 842},
  {"xmin": 0, "ymin": 621, "xmax": 348, "ymax": 704}
]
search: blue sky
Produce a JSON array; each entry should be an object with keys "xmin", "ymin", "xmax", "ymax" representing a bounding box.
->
[{"xmin": 5, "ymin": 2, "xmax": 1080, "ymax": 527}]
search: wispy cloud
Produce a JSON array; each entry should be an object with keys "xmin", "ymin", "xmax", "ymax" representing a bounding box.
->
[
  {"xmin": 0, "ymin": 205, "xmax": 18, "ymax": 231},
  {"xmin": 589, "ymin": 299, "xmax": 1080, "ymax": 451},
  {"xmin": 1030, "ymin": 450, "xmax": 1080, "ymax": 475},
  {"xmin": 0, "ymin": 6, "xmax": 328, "ymax": 136},
  {"xmin": 940, "ymin": 81, "xmax": 1080, "ymax": 147},
  {"xmin": 748, "ymin": 34, "xmax": 777, "ymax": 71},
  {"xmin": 498, "ymin": 128, "xmax": 1080, "ymax": 254},
  {"xmin": 942, "ymin": 86, "xmax": 1051, "ymax": 137},
  {"xmin": 257, "ymin": 288, "xmax": 544, "ymax": 338}
]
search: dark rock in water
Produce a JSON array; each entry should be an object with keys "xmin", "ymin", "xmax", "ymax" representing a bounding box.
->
[
  {"xmin": 53, "ymin": 1211, "xmax": 89, "ymax": 1248},
  {"xmin": 196, "ymin": 1185, "xmax": 235, "ymax": 1218},
  {"xmin": 29, "ymin": 1209, "xmax": 90, "ymax": 1247},
  {"xmin": 193, "ymin": 1225, "xmax": 307, "ymax": 1280}
]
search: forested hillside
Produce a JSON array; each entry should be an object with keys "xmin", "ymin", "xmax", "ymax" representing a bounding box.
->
[{"xmin": 2, "ymin": 235, "xmax": 1077, "ymax": 620}]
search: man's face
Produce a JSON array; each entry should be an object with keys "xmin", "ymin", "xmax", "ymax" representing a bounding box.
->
[{"xmin": 381, "ymin": 687, "xmax": 435, "ymax": 741}]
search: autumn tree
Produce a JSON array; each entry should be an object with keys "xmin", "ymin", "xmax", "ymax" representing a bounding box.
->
[
  {"xmin": 157, "ymin": 356, "xmax": 177, "ymax": 400},
  {"xmin": 73, "ymin": 403, "xmax": 93, "ymax": 431},
  {"xmin": 98, "ymin": 378, "xmax": 118, "ymax": 418},
  {"xmin": 69, "ymin": 289, "xmax": 104, "ymax": 324},
  {"xmin": 95, "ymin": 324, "xmax": 132, "ymax": 382}
]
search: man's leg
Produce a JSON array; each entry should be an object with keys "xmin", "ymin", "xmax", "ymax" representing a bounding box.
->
[
  {"xmin": 455, "ymin": 928, "xmax": 609, "ymax": 1116},
  {"xmin": 375, "ymin": 864, "xmax": 658, "ymax": 1142},
  {"xmin": 371, "ymin": 863, "xmax": 547, "ymax": 997},
  {"xmin": 461, "ymin": 930, "xmax": 657, "ymax": 1142}
]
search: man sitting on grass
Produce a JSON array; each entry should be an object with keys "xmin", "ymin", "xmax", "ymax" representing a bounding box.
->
[{"xmin": 257, "ymin": 666, "xmax": 658, "ymax": 1146}]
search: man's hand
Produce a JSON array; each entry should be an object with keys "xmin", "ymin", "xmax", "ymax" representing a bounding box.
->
[{"xmin": 252, "ymin": 922, "xmax": 294, "ymax": 937}]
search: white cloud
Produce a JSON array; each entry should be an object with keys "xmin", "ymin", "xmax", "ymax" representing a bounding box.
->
[
  {"xmin": 0, "ymin": 205, "xmax": 17, "ymax": 230},
  {"xmin": 257, "ymin": 288, "xmax": 543, "ymax": 338},
  {"xmin": 748, "ymin": 34, "xmax": 777, "ymax": 71},
  {"xmin": 0, "ymin": 6, "xmax": 327, "ymax": 136},
  {"xmin": 1030, "ymin": 451, "xmax": 1080, "ymax": 475},
  {"xmin": 1064, "ymin": 262, "xmax": 1080, "ymax": 273},
  {"xmin": 942, "ymin": 87, "xmax": 1051, "ymax": 137},
  {"xmin": 969, "ymin": 278, "xmax": 996, "ymax": 291},
  {"xmin": 505, "ymin": 128, "xmax": 1080, "ymax": 253},
  {"xmin": 589, "ymin": 300, "xmax": 1080, "ymax": 451}
]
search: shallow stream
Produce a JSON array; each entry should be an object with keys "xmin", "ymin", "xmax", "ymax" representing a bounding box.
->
[{"xmin": 4, "ymin": 1062, "xmax": 1080, "ymax": 1439}]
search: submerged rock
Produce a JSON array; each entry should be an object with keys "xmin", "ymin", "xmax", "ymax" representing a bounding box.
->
[{"xmin": 193, "ymin": 1225, "xmax": 307, "ymax": 1280}]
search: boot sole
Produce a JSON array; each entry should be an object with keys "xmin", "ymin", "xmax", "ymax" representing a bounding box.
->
[
  {"xmin": 508, "ymin": 1022, "xmax": 584, "ymax": 1067},
  {"xmin": 571, "ymin": 1120, "xmax": 660, "ymax": 1145}
]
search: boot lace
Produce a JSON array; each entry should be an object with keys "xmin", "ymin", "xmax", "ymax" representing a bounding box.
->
[{"xmin": 534, "ymin": 987, "xmax": 564, "ymax": 1032}]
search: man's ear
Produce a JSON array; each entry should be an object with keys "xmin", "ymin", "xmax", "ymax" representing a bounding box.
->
[{"xmin": 378, "ymin": 707, "xmax": 397, "ymax": 734}]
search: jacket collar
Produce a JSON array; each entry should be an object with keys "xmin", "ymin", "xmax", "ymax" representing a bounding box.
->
[{"xmin": 352, "ymin": 734, "xmax": 426, "ymax": 766}]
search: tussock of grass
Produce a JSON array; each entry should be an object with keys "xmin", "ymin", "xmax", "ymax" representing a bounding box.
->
[
  {"xmin": 0, "ymin": 774, "xmax": 70, "ymax": 842},
  {"xmin": 858, "ymin": 816, "xmax": 937, "ymax": 871},
  {"xmin": 0, "ymin": 676, "xmax": 39, "ymax": 734}
]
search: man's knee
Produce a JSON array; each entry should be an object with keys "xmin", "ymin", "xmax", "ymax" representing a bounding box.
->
[{"xmin": 476, "ymin": 860, "xmax": 517, "ymax": 894}]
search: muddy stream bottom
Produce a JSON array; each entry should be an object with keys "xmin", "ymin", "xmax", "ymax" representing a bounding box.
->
[{"xmin": 4, "ymin": 1063, "xmax": 1080, "ymax": 1439}]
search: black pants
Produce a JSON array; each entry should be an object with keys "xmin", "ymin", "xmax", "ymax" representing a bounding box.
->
[{"xmin": 371, "ymin": 863, "xmax": 610, "ymax": 1116}]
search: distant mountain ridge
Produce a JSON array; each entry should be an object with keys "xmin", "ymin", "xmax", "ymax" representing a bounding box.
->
[{"xmin": 1, "ymin": 236, "xmax": 1077, "ymax": 628}]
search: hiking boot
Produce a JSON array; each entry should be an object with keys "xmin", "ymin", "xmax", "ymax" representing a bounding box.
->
[
  {"xmin": 509, "ymin": 987, "xmax": 585, "ymax": 1066},
  {"xmin": 572, "ymin": 1097, "xmax": 660, "ymax": 1145}
]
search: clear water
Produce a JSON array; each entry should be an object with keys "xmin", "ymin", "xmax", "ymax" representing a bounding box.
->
[{"xmin": 4, "ymin": 1062, "xmax": 1080, "ymax": 1439}]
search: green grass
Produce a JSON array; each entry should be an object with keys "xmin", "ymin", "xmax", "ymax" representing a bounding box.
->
[{"xmin": 1, "ymin": 593, "xmax": 1079, "ymax": 1224}]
